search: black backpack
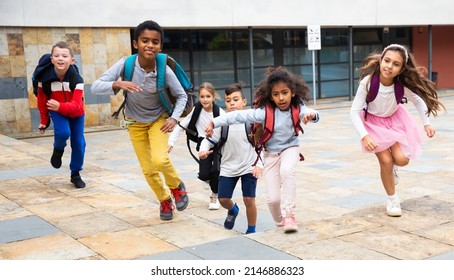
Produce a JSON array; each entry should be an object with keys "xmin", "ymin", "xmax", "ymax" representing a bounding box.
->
[{"xmin": 181, "ymin": 102, "xmax": 220, "ymax": 162}]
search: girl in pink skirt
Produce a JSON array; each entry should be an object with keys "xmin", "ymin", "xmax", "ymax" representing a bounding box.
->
[{"xmin": 350, "ymin": 44, "xmax": 445, "ymax": 217}]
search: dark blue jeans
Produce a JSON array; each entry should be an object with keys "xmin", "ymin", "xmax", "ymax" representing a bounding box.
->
[{"xmin": 50, "ymin": 112, "xmax": 86, "ymax": 173}]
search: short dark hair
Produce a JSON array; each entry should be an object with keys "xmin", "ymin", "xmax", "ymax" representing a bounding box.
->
[
  {"xmin": 134, "ymin": 20, "xmax": 164, "ymax": 43},
  {"xmin": 225, "ymin": 82, "xmax": 245, "ymax": 98}
]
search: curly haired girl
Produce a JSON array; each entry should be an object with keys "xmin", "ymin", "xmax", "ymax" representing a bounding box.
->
[{"xmin": 205, "ymin": 67, "xmax": 320, "ymax": 233}]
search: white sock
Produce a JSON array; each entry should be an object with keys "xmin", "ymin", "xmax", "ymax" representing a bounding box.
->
[{"xmin": 388, "ymin": 194, "xmax": 398, "ymax": 201}]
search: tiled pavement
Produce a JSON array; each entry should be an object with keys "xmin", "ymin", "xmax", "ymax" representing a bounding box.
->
[{"xmin": 1, "ymin": 93, "xmax": 454, "ymax": 260}]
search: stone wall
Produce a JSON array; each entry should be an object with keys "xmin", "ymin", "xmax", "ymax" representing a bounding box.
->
[{"xmin": 0, "ymin": 26, "xmax": 131, "ymax": 137}]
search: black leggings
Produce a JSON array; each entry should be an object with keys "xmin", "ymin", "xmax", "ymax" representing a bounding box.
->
[{"xmin": 198, "ymin": 152, "xmax": 220, "ymax": 194}]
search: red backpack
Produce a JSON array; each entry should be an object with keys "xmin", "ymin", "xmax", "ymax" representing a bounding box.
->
[{"xmin": 249, "ymin": 104, "xmax": 305, "ymax": 166}]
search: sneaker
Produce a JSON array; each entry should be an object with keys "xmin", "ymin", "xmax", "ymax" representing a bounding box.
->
[
  {"xmin": 224, "ymin": 206, "xmax": 239, "ymax": 230},
  {"xmin": 393, "ymin": 165, "xmax": 399, "ymax": 185},
  {"xmin": 208, "ymin": 195, "xmax": 220, "ymax": 210},
  {"xmin": 160, "ymin": 198, "xmax": 174, "ymax": 220},
  {"xmin": 50, "ymin": 148, "xmax": 64, "ymax": 169},
  {"xmin": 70, "ymin": 172, "xmax": 86, "ymax": 188},
  {"xmin": 386, "ymin": 199, "xmax": 402, "ymax": 217},
  {"xmin": 170, "ymin": 182, "xmax": 189, "ymax": 211},
  {"xmin": 275, "ymin": 221, "xmax": 284, "ymax": 227},
  {"xmin": 283, "ymin": 215, "xmax": 298, "ymax": 233}
]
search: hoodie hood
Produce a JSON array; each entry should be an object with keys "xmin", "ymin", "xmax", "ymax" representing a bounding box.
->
[{"xmin": 32, "ymin": 53, "xmax": 79, "ymax": 95}]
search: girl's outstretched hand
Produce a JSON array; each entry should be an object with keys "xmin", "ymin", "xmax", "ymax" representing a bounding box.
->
[
  {"xmin": 424, "ymin": 125, "xmax": 436, "ymax": 138},
  {"xmin": 205, "ymin": 121, "xmax": 214, "ymax": 138},
  {"xmin": 302, "ymin": 112, "xmax": 316, "ymax": 124},
  {"xmin": 362, "ymin": 134, "xmax": 378, "ymax": 151}
]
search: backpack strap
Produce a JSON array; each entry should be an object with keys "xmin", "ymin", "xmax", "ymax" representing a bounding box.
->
[
  {"xmin": 257, "ymin": 105, "xmax": 274, "ymax": 146},
  {"xmin": 186, "ymin": 102, "xmax": 203, "ymax": 143},
  {"xmin": 394, "ymin": 80, "xmax": 405, "ymax": 104},
  {"xmin": 112, "ymin": 54, "xmax": 136, "ymax": 118},
  {"xmin": 216, "ymin": 125, "xmax": 229, "ymax": 151},
  {"xmin": 365, "ymin": 74, "xmax": 406, "ymax": 120},
  {"xmin": 156, "ymin": 53, "xmax": 174, "ymax": 115},
  {"xmin": 290, "ymin": 104, "xmax": 305, "ymax": 161},
  {"xmin": 290, "ymin": 104, "xmax": 304, "ymax": 136}
]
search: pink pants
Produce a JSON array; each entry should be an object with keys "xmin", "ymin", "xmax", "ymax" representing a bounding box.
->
[{"xmin": 263, "ymin": 146, "xmax": 300, "ymax": 224}]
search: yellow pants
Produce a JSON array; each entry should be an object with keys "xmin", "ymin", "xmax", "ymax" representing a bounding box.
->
[{"xmin": 126, "ymin": 114, "xmax": 181, "ymax": 202}]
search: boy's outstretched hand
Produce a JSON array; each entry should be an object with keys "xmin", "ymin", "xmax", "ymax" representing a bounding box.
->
[
  {"xmin": 205, "ymin": 121, "xmax": 214, "ymax": 138},
  {"xmin": 161, "ymin": 117, "xmax": 177, "ymax": 133},
  {"xmin": 198, "ymin": 150, "xmax": 213, "ymax": 160}
]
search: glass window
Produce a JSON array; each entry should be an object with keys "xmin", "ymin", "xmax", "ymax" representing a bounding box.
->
[{"xmin": 320, "ymin": 80, "xmax": 349, "ymax": 98}]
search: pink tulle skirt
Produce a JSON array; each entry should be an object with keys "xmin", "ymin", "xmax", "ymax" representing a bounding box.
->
[{"xmin": 360, "ymin": 105, "xmax": 424, "ymax": 160}]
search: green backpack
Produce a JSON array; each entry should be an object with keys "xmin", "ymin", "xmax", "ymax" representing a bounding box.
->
[{"xmin": 112, "ymin": 53, "xmax": 195, "ymax": 118}]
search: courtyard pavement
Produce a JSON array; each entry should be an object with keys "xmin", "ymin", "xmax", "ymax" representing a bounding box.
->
[{"xmin": 1, "ymin": 92, "xmax": 454, "ymax": 261}]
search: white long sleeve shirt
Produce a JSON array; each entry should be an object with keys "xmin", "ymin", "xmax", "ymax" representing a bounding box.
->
[
  {"xmin": 168, "ymin": 106, "xmax": 224, "ymax": 147},
  {"xmin": 350, "ymin": 75, "xmax": 430, "ymax": 139}
]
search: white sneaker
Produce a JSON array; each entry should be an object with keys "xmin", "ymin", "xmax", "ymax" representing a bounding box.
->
[
  {"xmin": 386, "ymin": 199, "xmax": 402, "ymax": 217},
  {"xmin": 393, "ymin": 165, "xmax": 399, "ymax": 185},
  {"xmin": 208, "ymin": 195, "xmax": 220, "ymax": 210}
]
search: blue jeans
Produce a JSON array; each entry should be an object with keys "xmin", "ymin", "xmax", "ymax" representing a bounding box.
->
[{"xmin": 50, "ymin": 112, "xmax": 86, "ymax": 173}]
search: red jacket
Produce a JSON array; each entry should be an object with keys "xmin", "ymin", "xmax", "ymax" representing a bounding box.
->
[{"xmin": 37, "ymin": 80, "xmax": 85, "ymax": 125}]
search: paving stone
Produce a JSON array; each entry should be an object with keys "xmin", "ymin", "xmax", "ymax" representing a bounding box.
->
[
  {"xmin": 0, "ymin": 215, "xmax": 60, "ymax": 243},
  {"xmin": 339, "ymin": 226, "xmax": 453, "ymax": 259},
  {"xmin": 78, "ymin": 228, "xmax": 177, "ymax": 260},
  {"xmin": 0, "ymin": 232, "xmax": 95, "ymax": 259},
  {"xmin": 183, "ymin": 236, "xmax": 298, "ymax": 260}
]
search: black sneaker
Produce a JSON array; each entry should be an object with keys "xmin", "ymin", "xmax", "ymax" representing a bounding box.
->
[
  {"xmin": 50, "ymin": 148, "xmax": 64, "ymax": 169},
  {"xmin": 160, "ymin": 198, "xmax": 174, "ymax": 221},
  {"xmin": 70, "ymin": 172, "xmax": 86, "ymax": 188},
  {"xmin": 224, "ymin": 205, "xmax": 239, "ymax": 230},
  {"xmin": 170, "ymin": 182, "xmax": 189, "ymax": 211}
]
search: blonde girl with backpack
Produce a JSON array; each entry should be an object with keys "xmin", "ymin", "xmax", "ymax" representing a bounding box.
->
[
  {"xmin": 350, "ymin": 44, "xmax": 445, "ymax": 217},
  {"xmin": 168, "ymin": 82, "xmax": 225, "ymax": 210},
  {"xmin": 205, "ymin": 68, "xmax": 319, "ymax": 233}
]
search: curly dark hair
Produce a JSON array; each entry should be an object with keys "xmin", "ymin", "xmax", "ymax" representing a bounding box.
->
[
  {"xmin": 358, "ymin": 45, "xmax": 445, "ymax": 117},
  {"xmin": 253, "ymin": 67, "xmax": 310, "ymax": 108}
]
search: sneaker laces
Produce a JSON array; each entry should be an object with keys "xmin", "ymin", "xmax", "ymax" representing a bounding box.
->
[
  {"xmin": 171, "ymin": 188, "xmax": 187, "ymax": 202},
  {"xmin": 160, "ymin": 200, "xmax": 174, "ymax": 213}
]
